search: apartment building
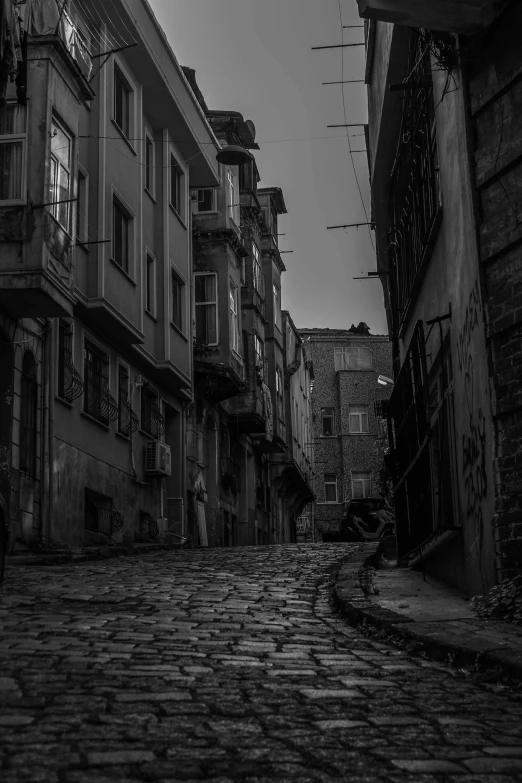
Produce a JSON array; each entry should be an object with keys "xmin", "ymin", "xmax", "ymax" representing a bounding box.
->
[
  {"xmin": 0, "ymin": 0, "xmax": 220, "ymax": 550},
  {"xmin": 300, "ymin": 326, "xmax": 392, "ymax": 541},
  {"xmin": 358, "ymin": 0, "xmax": 522, "ymax": 592}
]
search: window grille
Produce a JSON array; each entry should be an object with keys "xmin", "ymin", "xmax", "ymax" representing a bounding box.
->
[
  {"xmin": 349, "ymin": 405, "xmax": 369, "ymax": 434},
  {"xmin": 58, "ymin": 319, "xmax": 84, "ymax": 402},
  {"xmin": 388, "ymin": 28, "xmax": 441, "ymax": 333},
  {"xmin": 118, "ymin": 365, "xmax": 138, "ymax": 437},
  {"xmin": 85, "ymin": 489, "xmax": 123, "ymax": 539},
  {"xmin": 20, "ymin": 352, "xmax": 37, "ymax": 476},
  {"xmin": 83, "ymin": 340, "xmax": 118, "ymax": 425},
  {"xmin": 374, "ymin": 399, "xmax": 390, "ymax": 418},
  {"xmin": 140, "ymin": 510, "xmax": 159, "ymax": 540},
  {"xmin": 141, "ymin": 384, "xmax": 165, "ymax": 439}
]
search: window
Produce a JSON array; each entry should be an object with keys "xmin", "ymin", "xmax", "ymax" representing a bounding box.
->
[
  {"xmin": 252, "ymin": 243, "xmax": 262, "ymax": 293},
  {"xmin": 20, "ymin": 352, "xmax": 37, "ymax": 477},
  {"xmin": 196, "ymin": 189, "xmax": 215, "ymax": 212},
  {"xmin": 352, "ymin": 472, "xmax": 372, "ymax": 499},
  {"xmin": 114, "ymin": 68, "xmax": 130, "ymax": 138},
  {"xmin": 170, "ymin": 154, "xmax": 184, "ymax": 216},
  {"xmin": 58, "ymin": 318, "xmax": 84, "ymax": 403},
  {"xmin": 117, "ymin": 364, "xmax": 138, "ymax": 437},
  {"xmin": 171, "ymin": 269, "xmax": 184, "ymax": 331},
  {"xmin": 227, "ymin": 167, "xmax": 239, "ymax": 225},
  {"xmin": 254, "ymin": 333, "xmax": 264, "ymax": 368},
  {"xmin": 322, "ymin": 407, "xmax": 335, "ymax": 436},
  {"xmin": 112, "ymin": 198, "xmax": 130, "ymax": 272},
  {"xmin": 141, "ymin": 383, "xmax": 165, "ymax": 440},
  {"xmin": 324, "ymin": 473, "xmax": 338, "ymax": 503},
  {"xmin": 0, "ymin": 103, "xmax": 26, "ymax": 204},
  {"xmin": 349, "ymin": 405, "xmax": 369, "ymax": 434},
  {"xmin": 229, "ymin": 281, "xmax": 240, "ymax": 354},
  {"xmin": 276, "ymin": 366, "xmax": 284, "ymax": 420},
  {"xmin": 84, "ymin": 340, "xmax": 118, "ymax": 425},
  {"xmin": 50, "ymin": 119, "xmax": 72, "ymax": 231},
  {"xmin": 273, "ymin": 284, "xmax": 281, "ymax": 329},
  {"xmin": 76, "ymin": 169, "xmax": 88, "ymax": 243},
  {"xmin": 145, "ymin": 134, "xmax": 154, "ymax": 195},
  {"xmin": 146, "ymin": 253, "xmax": 155, "ymax": 315},
  {"xmin": 194, "ymin": 272, "xmax": 218, "ymax": 345},
  {"xmin": 334, "ymin": 346, "xmax": 372, "ymax": 371}
]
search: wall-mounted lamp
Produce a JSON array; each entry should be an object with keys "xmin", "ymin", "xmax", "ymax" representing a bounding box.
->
[
  {"xmin": 216, "ymin": 145, "xmax": 253, "ymax": 165},
  {"xmin": 377, "ymin": 374, "xmax": 394, "ymax": 386}
]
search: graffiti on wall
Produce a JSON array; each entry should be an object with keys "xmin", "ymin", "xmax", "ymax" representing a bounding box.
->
[{"xmin": 456, "ymin": 280, "xmax": 488, "ymax": 537}]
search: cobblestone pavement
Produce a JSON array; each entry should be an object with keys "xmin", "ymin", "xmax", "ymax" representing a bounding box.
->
[{"xmin": 1, "ymin": 544, "xmax": 522, "ymax": 783}]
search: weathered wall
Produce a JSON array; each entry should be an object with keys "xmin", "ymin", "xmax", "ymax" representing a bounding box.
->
[{"xmin": 468, "ymin": 1, "xmax": 522, "ymax": 579}]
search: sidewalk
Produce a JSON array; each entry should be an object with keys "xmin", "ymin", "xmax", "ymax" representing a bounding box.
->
[
  {"xmin": 334, "ymin": 545, "xmax": 522, "ymax": 680},
  {"xmin": 6, "ymin": 538, "xmax": 185, "ymax": 568}
]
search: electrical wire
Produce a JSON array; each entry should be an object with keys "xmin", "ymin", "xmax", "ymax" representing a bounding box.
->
[{"xmin": 336, "ymin": 0, "xmax": 375, "ymax": 252}]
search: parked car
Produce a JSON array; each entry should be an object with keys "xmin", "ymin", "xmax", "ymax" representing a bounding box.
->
[
  {"xmin": 0, "ymin": 493, "xmax": 8, "ymax": 587},
  {"xmin": 340, "ymin": 498, "xmax": 395, "ymax": 542}
]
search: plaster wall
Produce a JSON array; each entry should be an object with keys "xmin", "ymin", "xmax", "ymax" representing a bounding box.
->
[{"xmin": 396, "ymin": 67, "xmax": 496, "ymax": 594}]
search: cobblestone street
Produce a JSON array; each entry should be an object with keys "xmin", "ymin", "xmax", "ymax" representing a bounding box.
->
[{"xmin": 1, "ymin": 544, "xmax": 522, "ymax": 783}]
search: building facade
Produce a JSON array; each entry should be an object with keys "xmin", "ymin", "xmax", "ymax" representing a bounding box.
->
[
  {"xmin": 359, "ymin": 0, "xmax": 522, "ymax": 592},
  {"xmin": 300, "ymin": 326, "xmax": 392, "ymax": 541},
  {"xmin": 0, "ymin": 0, "xmax": 220, "ymax": 550}
]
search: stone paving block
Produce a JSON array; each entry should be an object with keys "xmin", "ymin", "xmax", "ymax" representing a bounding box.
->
[
  {"xmin": 114, "ymin": 691, "xmax": 192, "ymax": 702},
  {"xmin": 464, "ymin": 757, "xmax": 522, "ymax": 772},
  {"xmin": 391, "ymin": 759, "xmax": 467, "ymax": 773},
  {"xmin": 87, "ymin": 750, "xmax": 156, "ymax": 765}
]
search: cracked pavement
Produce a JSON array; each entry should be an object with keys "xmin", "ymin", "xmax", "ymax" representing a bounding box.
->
[{"xmin": 1, "ymin": 543, "xmax": 522, "ymax": 782}]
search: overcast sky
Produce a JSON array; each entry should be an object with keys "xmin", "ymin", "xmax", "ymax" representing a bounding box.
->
[{"xmin": 149, "ymin": 0, "xmax": 388, "ymax": 335}]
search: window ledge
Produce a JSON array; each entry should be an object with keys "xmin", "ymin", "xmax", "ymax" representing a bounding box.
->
[
  {"xmin": 145, "ymin": 309, "xmax": 157, "ymax": 323},
  {"xmin": 81, "ymin": 411, "xmax": 111, "ymax": 431},
  {"xmin": 170, "ymin": 322, "xmax": 188, "ymax": 342},
  {"xmin": 138, "ymin": 429, "xmax": 157, "ymax": 440},
  {"xmin": 109, "ymin": 256, "xmax": 137, "ymax": 286},
  {"xmin": 144, "ymin": 188, "xmax": 156, "ymax": 204},
  {"xmin": 169, "ymin": 203, "xmax": 187, "ymax": 229},
  {"xmin": 111, "ymin": 118, "xmax": 137, "ymax": 156},
  {"xmin": 56, "ymin": 395, "xmax": 74, "ymax": 409},
  {"xmin": 231, "ymin": 348, "xmax": 243, "ymax": 363},
  {"xmin": 115, "ymin": 430, "xmax": 130, "ymax": 442},
  {"xmin": 194, "ymin": 209, "xmax": 218, "ymax": 216}
]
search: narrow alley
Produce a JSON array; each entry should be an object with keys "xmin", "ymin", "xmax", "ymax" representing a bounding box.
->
[{"xmin": 1, "ymin": 545, "xmax": 522, "ymax": 782}]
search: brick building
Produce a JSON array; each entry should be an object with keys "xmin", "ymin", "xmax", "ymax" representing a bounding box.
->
[
  {"xmin": 358, "ymin": 0, "xmax": 522, "ymax": 592},
  {"xmin": 299, "ymin": 325, "xmax": 392, "ymax": 540}
]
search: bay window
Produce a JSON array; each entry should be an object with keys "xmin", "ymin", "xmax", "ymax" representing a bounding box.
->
[
  {"xmin": 195, "ymin": 272, "xmax": 218, "ymax": 345},
  {"xmin": 0, "ymin": 103, "xmax": 26, "ymax": 204},
  {"xmin": 229, "ymin": 281, "xmax": 240, "ymax": 354},
  {"xmin": 50, "ymin": 119, "xmax": 72, "ymax": 231}
]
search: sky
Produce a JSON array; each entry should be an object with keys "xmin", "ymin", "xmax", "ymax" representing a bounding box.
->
[{"xmin": 148, "ymin": 0, "xmax": 388, "ymax": 335}]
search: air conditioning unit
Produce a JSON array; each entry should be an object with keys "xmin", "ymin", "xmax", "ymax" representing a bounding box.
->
[{"xmin": 145, "ymin": 441, "xmax": 171, "ymax": 476}]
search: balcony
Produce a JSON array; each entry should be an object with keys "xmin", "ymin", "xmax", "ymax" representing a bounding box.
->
[
  {"xmin": 356, "ymin": 0, "xmax": 501, "ymax": 33},
  {"xmin": 194, "ymin": 348, "xmax": 245, "ymax": 403}
]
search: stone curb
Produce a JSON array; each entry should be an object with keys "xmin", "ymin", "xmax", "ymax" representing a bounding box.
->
[
  {"xmin": 333, "ymin": 553, "xmax": 522, "ymax": 682},
  {"xmin": 6, "ymin": 541, "xmax": 187, "ymax": 568}
]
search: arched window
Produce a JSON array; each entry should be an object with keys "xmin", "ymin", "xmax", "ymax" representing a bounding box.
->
[{"xmin": 20, "ymin": 352, "xmax": 37, "ymax": 476}]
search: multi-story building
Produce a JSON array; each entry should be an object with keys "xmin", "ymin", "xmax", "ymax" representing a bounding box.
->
[
  {"xmin": 182, "ymin": 72, "xmax": 315, "ymax": 547},
  {"xmin": 300, "ymin": 326, "xmax": 392, "ymax": 541},
  {"xmin": 357, "ymin": 0, "xmax": 522, "ymax": 592},
  {"xmin": 0, "ymin": 0, "xmax": 220, "ymax": 550}
]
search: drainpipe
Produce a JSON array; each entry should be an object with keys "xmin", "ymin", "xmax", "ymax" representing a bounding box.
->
[
  {"xmin": 40, "ymin": 320, "xmax": 51, "ymax": 543},
  {"xmin": 48, "ymin": 318, "xmax": 56, "ymax": 543}
]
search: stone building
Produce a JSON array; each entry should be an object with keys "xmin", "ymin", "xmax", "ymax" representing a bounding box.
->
[
  {"xmin": 0, "ymin": 0, "xmax": 220, "ymax": 551},
  {"xmin": 299, "ymin": 326, "xmax": 392, "ymax": 541},
  {"xmin": 358, "ymin": 0, "xmax": 522, "ymax": 591}
]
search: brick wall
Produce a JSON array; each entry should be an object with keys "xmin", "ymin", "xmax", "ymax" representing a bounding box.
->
[{"xmin": 301, "ymin": 329, "xmax": 393, "ymax": 534}]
